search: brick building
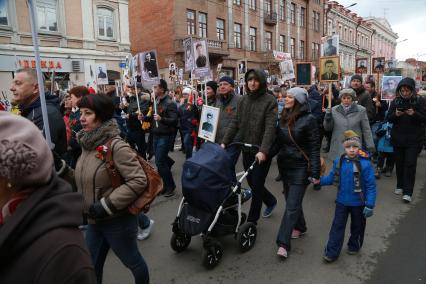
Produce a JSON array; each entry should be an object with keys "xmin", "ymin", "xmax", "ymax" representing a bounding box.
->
[
  {"xmin": 0, "ymin": 0, "xmax": 130, "ymax": 97},
  {"xmin": 129, "ymin": 0, "xmax": 324, "ymax": 82}
]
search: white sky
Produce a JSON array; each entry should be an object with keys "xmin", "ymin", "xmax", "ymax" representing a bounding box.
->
[{"xmin": 335, "ymin": 0, "xmax": 426, "ymax": 61}]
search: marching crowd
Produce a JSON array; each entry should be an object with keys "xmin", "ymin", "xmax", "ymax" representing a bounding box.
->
[{"xmin": 1, "ymin": 67, "xmax": 426, "ymax": 283}]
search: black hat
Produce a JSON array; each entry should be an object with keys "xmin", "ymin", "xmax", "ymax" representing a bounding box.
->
[
  {"xmin": 351, "ymin": 74, "xmax": 363, "ymax": 83},
  {"xmin": 159, "ymin": 79, "xmax": 168, "ymax": 91},
  {"xmin": 206, "ymin": 81, "xmax": 218, "ymax": 93},
  {"xmin": 219, "ymin": 76, "xmax": 235, "ymax": 87}
]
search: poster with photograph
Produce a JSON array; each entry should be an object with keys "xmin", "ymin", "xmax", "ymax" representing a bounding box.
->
[
  {"xmin": 169, "ymin": 62, "xmax": 177, "ymax": 78},
  {"xmin": 183, "ymin": 38, "xmax": 194, "ymax": 72},
  {"xmin": 95, "ymin": 63, "xmax": 108, "ymax": 85},
  {"xmin": 381, "ymin": 76, "xmax": 402, "ymax": 101},
  {"xmin": 356, "ymin": 58, "xmax": 368, "ymax": 74},
  {"xmin": 422, "ymin": 68, "xmax": 426, "ymax": 83},
  {"xmin": 342, "ymin": 76, "xmax": 352, "ymax": 88},
  {"xmin": 385, "ymin": 60, "xmax": 397, "ymax": 69},
  {"xmin": 295, "ymin": 63, "xmax": 312, "ymax": 86},
  {"xmin": 321, "ymin": 35, "xmax": 339, "ymax": 57},
  {"xmin": 372, "ymin": 57, "xmax": 385, "ymax": 74},
  {"xmin": 311, "ymin": 65, "xmax": 316, "ymax": 84},
  {"xmin": 319, "ymin": 56, "xmax": 340, "ymax": 82},
  {"xmin": 198, "ymin": 105, "xmax": 220, "ymax": 143},
  {"xmin": 84, "ymin": 61, "xmax": 97, "ymax": 88},
  {"xmin": 192, "ymin": 39, "xmax": 210, "ymax": 78},
  {"xmin": 238, "ymin": 61, "xmax": 246, "ymax": 77},
  {"xmin": 384, "ymin": 68, "xmax": 402, "ymax": 76},
  {"xmin": 139, "ymin": 50, "xmax": 160, "ymax": 87},
  {"xmin": 280, "ymin": 59, "xmax": 295, "ymax": 81}
]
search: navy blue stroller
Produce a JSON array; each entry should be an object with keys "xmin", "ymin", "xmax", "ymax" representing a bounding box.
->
[{"xmin": 170, "ymin": 142, "xmax": 258, "ymax": 269}]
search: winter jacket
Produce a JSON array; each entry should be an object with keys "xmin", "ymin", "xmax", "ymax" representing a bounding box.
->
[
  {"xmin": 222, "ymin": 69, "xmax": 277, "ymax": 155},
  {"xmin": 387, "ymin": 78, "xmax": 426, "ymax": 148},
  {"xmin": 178, "ymin": 102, "xmax": 199, "ymax": 133},
  {"xmin": 0, "ymin": 174, "xmax": 96, "ymax": 283},
  {"xmin": 376, "ymin": 122, "xmax": 394, "ymax": 153},
  {"xmin": 20, "ymin": 94, "xmax": 67, "ymax": 155},
  {"xmin": 320, "ymin": 155, "xmax": 376, "ymax": 208},
  {"xmin": 213, "ymin": 91, "xmax": 241, "ymax": 144},
  {"xmin": 75, "ymin": 120, "xmax": 147, "ymax": 223},
  {"xmin": 274, "ymin": 104, "xmax": 321, "ymax": 183},
  {"xmin": 146, "ymin": 94, "xmax": 178, "ymax": 136},
  {"xmin": 324, "ymin": 103, "xmax": 375, "ymax": 160},
  {"xmin": 126, "ymin": 94, "xmax": 150, "ymax": 131},
  {"xmin": 370, "ymin": 91, "xmax": 389, "ymax": 122},
  {"xmin": 352, "ymin": 87, "xmax": 375, "ymax": 122}
]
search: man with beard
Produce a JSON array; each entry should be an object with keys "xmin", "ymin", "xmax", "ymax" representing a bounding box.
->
[
  {"xmin": 350, "ymin": 75, "xmax": 375, "ymax": 123},
  {"xmin": 364, "ymin": 80, "xmax": 388, "ymax": 123}
]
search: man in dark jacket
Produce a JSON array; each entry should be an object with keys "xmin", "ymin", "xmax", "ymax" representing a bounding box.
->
[
  {"xmin": 11, "ymin": 68, "xmax": 67, "ymax": 156},
  {"xmin": 222, "ymin": 69, "xmax": 278, "ymax": 223},
  {"xmin": 350, "ymin": 75, "xmax": 375, "ymax": 123},
  {"xmin": 365, "ymin": 80, "xmax": 388, "ymax": 123},
  {"xmin": 146, "ymin": 79, "xmax": 178, "ymax": 197}
]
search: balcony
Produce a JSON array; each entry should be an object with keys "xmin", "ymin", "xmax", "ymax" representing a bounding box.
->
[
  {"xmin": 264, "ymin": 12, "xmax": 277, "ymax": 25},
  {"xmin": 174, "ymin": 36, "xmax": 229, "ymax": 56}
]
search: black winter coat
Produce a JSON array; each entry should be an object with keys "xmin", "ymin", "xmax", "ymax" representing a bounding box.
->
[
  {"xmin": 147, "ymin": 94, "xmax": 178, "ymax": 136},
  {"xmin": 275, "ymin": 105, "xmax": 321, "ymax": 183}
]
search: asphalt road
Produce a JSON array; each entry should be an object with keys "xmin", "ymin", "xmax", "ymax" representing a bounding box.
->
[{"xmin": 103, "ymin": 146, "xmax": 426, "ymax": 284}]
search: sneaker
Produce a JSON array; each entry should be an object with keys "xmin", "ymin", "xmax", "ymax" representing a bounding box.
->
[
  {"xmin": 277, "ymin": 246, "xmax": 288, "ymax": 259},
  {"xmin": 323, "ymin": 255, "xmax": 336, "ymax": 263},
  {"xmin": 291, "ymin": 229, "xmax": 306, "ymax": 239},
  {"xmin": 262, "ymin": 201, "xmax": 277, "ymax": 218},
  {"xmin": 163, "ymin": 188, "xmax": 176, "ymax": 197},
  {"xmin": 394, "ymin": 188, "xmax": 403, "ymax": 195},
  {"xmin": 137, "ymin": 219, "xmax": 154, "ymax": 241},
  {"xmin": 384, "ymin": 170, "xmax": 392, "ymax": 177},
  {"xmin": 374, "ymin": 168, "xmax": 381, "ymax": 179},
  {"xmin": 402, "ymin": 195, "xmax": 412, "ymax": 203},
  {"xmin": 347, "ymin": 249, "xmax": 359, "ymax": 255}
]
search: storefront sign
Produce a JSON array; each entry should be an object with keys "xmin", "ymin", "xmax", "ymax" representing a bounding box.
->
[{"xmin": 15, "ymin": 56, "xmax": 72, "ymax": 72}]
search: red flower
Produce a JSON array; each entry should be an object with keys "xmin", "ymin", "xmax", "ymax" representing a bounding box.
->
[{"xmin": 95, "ymin": 145, "xmax": 108, "ymax": 160}]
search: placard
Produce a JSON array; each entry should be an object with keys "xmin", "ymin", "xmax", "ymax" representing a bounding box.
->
[
  {"xmin": 372, "ymin": 57, "xmax": 385, "ymax": 74},
  {"xmin": 192, "ymin": 39, "xmax": 211, "ymax": 78},
  {"xmin": 198, "ymin": 105, "xmax": 220, "ymax": 143},
  {"xmin": 319, "ymin": 56, "xmax": 340, "ymax": 82},
  {"xmin": 356, "ymin": 58, "xmax": 368, "ymax": 74},
  {"xmin": 295, "ymin": 62, "xmax": 312, "ymax": 86},
  {"xmin": 139, "ymin": 50, "xmax": 160, "ymax": 87},
  {"xmin": 95, "ymin": 63, "xmax": 108, "ymax": 85},
  {"xmin": 321, "ymin": 35, "xmax": 339, "ymax": 57},
  {"xmin": 381, "ymin": 76, "xmax": 402, "ymax": 101}
]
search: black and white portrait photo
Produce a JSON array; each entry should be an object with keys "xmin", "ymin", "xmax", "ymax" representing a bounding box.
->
[
  {"xmin": 356, "ymin": 58, "xmax": 368, "ymax": 74},
  {"xmin": 139, "ymin": 50, "xmax": 160, "ymax": 87},
  {"xmin": 372, "ymin": 57, "xmax": 385, "ymax": 73},
  {"xmin": 320, "ymin": 56, "xmax": 340, "ymax": 82},
  {"xmin": 198, "ymin": 105, "xmax": 219, "ymax": 142},
  {"xmin": 321, "ymin": 35, "xmax": 339, "ymax": 57},
  {"xmin": 192, "ymin": 40, "xmax": 210, "ymax": 78},
  {"xmin": 95, "ymin": 63, "xmax": 108, "ymax": 85}
]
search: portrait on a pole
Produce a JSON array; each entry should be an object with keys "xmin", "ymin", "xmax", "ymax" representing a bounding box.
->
[
  {"xmin": 192, "ymin": 40, "xmax": 210, "ymax": 78},
  {"xmin": 139, "ymin": 50, "xmax": 160, "ymax": 87},
  {"xmin": 321, "ymin": 35, "xmax": 339, "ymax": 57},
  {"xmin": 372, "ymin": 57, "xmax": 385, "ymax": 74},
  {"xmin": 319, "ymin": 56, "xmax": 340, "ymax": 82},
  {"xmin": 280, "ymin": 59, "xmax": 295, "ymax": 81},
  {"xmin": 183, "ymin": 38, "xmax": 194, "ymax": 72},
  {"xmin": 198, "ymin": 105, "xmax": 219, "ymax": 143},
  {"xmin": 381, "ymin": 76, "xmax": 402, "ymax": 101},
  {"xmin": 95, "ymin": 63, "xmax": 108, "ymax": 85},
  {"xmin": 295, "ymin": 63, "xmax": 312, "ymax": 86},
  {"xmin": 356, "ymin": 58, "xmax": 368, "ymax": 74}
]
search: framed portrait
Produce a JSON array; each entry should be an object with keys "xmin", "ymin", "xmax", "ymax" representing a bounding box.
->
[
  {"xmin": 295, "ymin": 62, "xmax": 312, "ymax": 86},
  {"xmin": 192, "ymin": 39, "xmax": 211, "ymax": 78},
  {"xmin": 381, "ymin": 76, "xmax": 402, "ymax": 101},
  {"xmin": 321, "ymin": 35, "xmax": 339, "ymax": 57},
  {"xmin": 280, "ymin": 59, "xmax": 295, "ymax": 81},
  {"xmin": 385, "ymin": 60, "xmax": 397, "ymax": 69},
  {"xmin": 183, "ymin": 38, "xmax": 193, "ymax": 72},
  {"xmin": 139, "ymin": 50, "xmax": 160, "ymax": 87},
  {"xmin": 319, "ymin": 56, "xmax": 340, "ymax": 82},
  {"xmin": 198, "ymin": 105, "xmax": 220, "ymax": 143},
  {"xmin": 384, "ymin": 68, "xmax": 402, "ymax": 76},
  {"xmin": 95, "ymin": 63, "xmax": 108, "ymax": 85},
  {"xmin": 372, "ymin": 57, "xmax": 385, "ymax": 74},
  {"xmin": 355, "ymin": 58, "xmax": 368, "ymax": 74}
]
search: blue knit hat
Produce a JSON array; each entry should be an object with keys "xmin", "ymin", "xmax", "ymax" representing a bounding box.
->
[{"xmin": 219, "ymin": 76, "xmax": 234, "ymax": 87}]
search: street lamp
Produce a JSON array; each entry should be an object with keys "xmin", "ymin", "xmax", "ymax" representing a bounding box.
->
[
  {"xmin": 344, "ymin": 3, "xmax": 357, "ymax": 9},
  {"xmin": 397, "ymin": 39, "xmax": 408, "ymax": 44}
]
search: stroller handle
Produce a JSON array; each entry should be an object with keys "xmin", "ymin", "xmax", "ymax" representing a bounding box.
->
[{"xmin": 226, "ymin": 142, "xmax": 260, "ymax": 150}]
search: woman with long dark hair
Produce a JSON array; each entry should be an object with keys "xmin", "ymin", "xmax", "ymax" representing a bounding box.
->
[{"xmin": 275, "ymin": 87, "xmax": 320, "ymax": 259}]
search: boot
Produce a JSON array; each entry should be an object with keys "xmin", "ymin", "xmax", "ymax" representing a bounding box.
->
[{"xmin": 375, "ymin": 168, "xmax": 381, "ymax": 179}]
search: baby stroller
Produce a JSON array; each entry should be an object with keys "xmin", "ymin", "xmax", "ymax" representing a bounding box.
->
[{"xmin": 170, "ymin": 142, "xmax": 258, "ymax": 269}]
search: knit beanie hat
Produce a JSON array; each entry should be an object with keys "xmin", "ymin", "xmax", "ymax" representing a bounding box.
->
[
  {"xmin": 287, "ymin": 87, "xmax": 308, "ymax": 105},
  {"xmin": 351, "ymin": 74, "xmax": 363, "ymax": 83},
  {"xmin": 206, "ymin": 81, "xmax": 218, "ymax": 93},
  {"xmin": 219, "ymin": 76, "xmax": 235, "ymax": 87},
  {"xmin": 342, "ymin": 130, "xmax": 361, "ymax": 148},
  {"xmin": 0, "ymin": 112, "xmax": 53, "ymax": 188},
  {"xmin": 339, "ymin": 88, "xmax": 356, "ymax": 100},
  {"xmin": 159, "ymin": 79, "xmax": 168, "ymax": 92}
]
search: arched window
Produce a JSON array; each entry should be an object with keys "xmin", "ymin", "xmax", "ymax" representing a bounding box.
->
[{"xmin": 97, "ymin": 7, "xmax": 114, "ymax": 40}]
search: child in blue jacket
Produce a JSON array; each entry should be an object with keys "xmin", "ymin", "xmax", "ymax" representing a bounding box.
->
[
  {"xmin": 375, "ymin": 121, "xmax": 394, "ymax": 178},
  {"xmin": 319, "ymin": 130, "xmax": 377, "ymax": 263}
]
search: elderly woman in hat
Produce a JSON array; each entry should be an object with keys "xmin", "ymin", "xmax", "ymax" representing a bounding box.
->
[{"xmin": 324, "ymin": 88, "xmax": 375, "ymax": 160}]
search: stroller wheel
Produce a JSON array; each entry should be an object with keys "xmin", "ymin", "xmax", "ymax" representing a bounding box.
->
[
  {"xmin": 202, "ymin": 241, "xmax": 223, "ymax": 269},
  {"xmin": 237, "ymin": 222, "xmax": 257, "ymax": 253},
  {"xmin": 170, "ymin": 233, "xmax": 191, "ymax": 252}
]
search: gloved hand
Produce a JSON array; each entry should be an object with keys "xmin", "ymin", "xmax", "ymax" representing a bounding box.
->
[
  {"xmin": 363, "ymin": 206, "xmax": 374, "ymax": 218},
  {"xmin": 88, "ymin": 201, "xmax": 109, "ymax": 219}
]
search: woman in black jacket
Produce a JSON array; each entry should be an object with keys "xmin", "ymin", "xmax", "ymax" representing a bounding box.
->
[
  {"xmin": 274, "ymin": 87, "xmax": 321, "ymax": 259},
  {"xmin": 387, "ymin": 77, "xmax": 426, "ymax": 203}
]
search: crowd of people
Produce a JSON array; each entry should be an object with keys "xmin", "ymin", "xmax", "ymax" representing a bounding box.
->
[{"xmin": 1, "ymin": 67, "xmax": 426, "ymax": 283}]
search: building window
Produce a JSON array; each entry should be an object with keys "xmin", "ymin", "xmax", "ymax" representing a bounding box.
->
[
  {"xmin": 365, "ymin": 38, "xmax": 369, "ymax": 49},
  {"xmin": 279, "ymin": 35, "xmax": 285, "ymax": 52},
  {"xmin": 361, "ymin": 35, "xmax": 364, "ymax": 48},
  {"xmin": 290, "ymin": 3, "xmax": 296, "ymax": 24},
  {"xmin": 36, "ymin": 0, "xmax": 58, "ymax": 32},
  {"xmin": 97, "ymin": 7, "xmax": 114, "ymax": 39},
  {"xmin": 311, "ymin": 42, "xmax": 320, "ymax": 61},
  {"xmin": 290, "ymin": 37, "xmax": 295, "ymax": 58},
  {"xmin": 299, "ymin": 40, "xmax": 304, "ymax": 59},
  {"xmin": 313, "ymin": 11, "xmax": 320, "ymax": 32},
  {"xmin": 349, "ymin": 29, "xmax": 353, "ymax": 43},
  {"xmin": 265, "ymin": 31, "xmax": 272, "ymax": 51},
  {"xmin": 279, "ymin": 0, "xmax": 285, "ymax": 21},
  {"xmin": 344, "ymin": 27, "xmax": 347, "ymax": 41},
  {"xmin": 249, "ymin": 27, "xmax": 256, "ymax": 51},
  {"xmin": 357, "ymin": 32, "xmax": 360, "ymax": 45},
  {"xmin": 265, "ymin": 0, "xmax": 272, "ymax": 14},
  {"xmin": 0, "ymin": 0, "xmax": 9, "ymax": 26},
  {"xmin": 216, "ymin": 18, "xmax": 225, "ymax": 40},
  {"xmin": 300, "ymin": 7, "xmax": 305, "ymax": 27},
  {"xmin": 249, "ymin": 0, "xmax": 256, "ymax": 10},
  {"xmin": 327, "ymin": 19, "xmax": 332, "ymax": 35},
  {"xmin": 234, "ymin": 23, "xmax": 242, "ymax": 48},
  {"xmin": 187, "ymin": 10, "xmax": 196, "ymax": 35},
  {"xmin": 339, "ymin": 24, "xmax": 343, "ymax": 36},
  {"xmin": 233, "ymin": 0, "xmax": 241, "ymax": 5},
  {"xmin": 198, "ymin": 12, "xmax": 207, "ymax": 38}
]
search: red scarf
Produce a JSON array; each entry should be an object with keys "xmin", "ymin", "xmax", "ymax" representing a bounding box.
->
[{"xmin": 0, "ymin": 190, "xmax": 32, "ymax": 225}]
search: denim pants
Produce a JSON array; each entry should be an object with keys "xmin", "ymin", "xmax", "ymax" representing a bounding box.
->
[
  {"xmin": 276, "ymin": 183, "xmax": 307, "ymax": 251},
  {"xmin": 183, "ymin": 131, "xmax": 193, "ymax": 159},
  {"xmin": 394, "ymin": 146, "xmax": 422, "ymax": 196},
  {"xmin": 138, "ymin": 213, "xmax": 150, "ymax": 230},
  {"xmin": 324, "ymin": 203, "xmax": 366, "ymax": 258},
  {"xmin": 226, "ymin": 144, "xmax": 241, "ymax": 183},
  {"xmin": 153, "ymin": 135, "xmax": 176, "ymax": 191},
  {"xmin": 127, "ymin": 129, "xmax": 146, "ymax": 158},
  {"xmin": 86, "ymin": 214, "xmax": 149, "ymax": 284},
  {"xmin": 242, "ymin": 152, "xmax": 277, "ymax": 223}
]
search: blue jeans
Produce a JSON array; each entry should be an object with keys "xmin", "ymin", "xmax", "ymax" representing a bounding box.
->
[
  {"xmin": 183, "ymin": 131, "xmax": 193, "ymax": 159},
  {"xmin": 127, "ymin": 129, "xmax": 146, "ymax": 158},
  {"xmin": 85, "ymin": 214, "xmax": 149, "ymax": 284},
  {"xmin": 324, "ymin": 203, "xmax": 366, "ymax": 258},
  {"xmin": 225, "ymin": 144, "xmax": 241, "ymax": 183},
  {"xmin": 138, "ymin": 213, "xmax": 150, "ymax": 229},
  {"xmin": 153, "ymin": 136, "xmax": 176, "ymax": 191}
]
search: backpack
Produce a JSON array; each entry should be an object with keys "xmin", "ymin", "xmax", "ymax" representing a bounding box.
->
[{"xmin": 104, "ymin": 138, "xmax": 163, "ymax": 214}]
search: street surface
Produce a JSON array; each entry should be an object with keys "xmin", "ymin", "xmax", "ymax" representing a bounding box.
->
[{"xmin": 103, "ymin": 145, "xmax": 426, "ymax": 284}]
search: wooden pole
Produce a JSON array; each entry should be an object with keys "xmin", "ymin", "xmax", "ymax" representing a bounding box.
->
[{"xmin": 328, "ymin": 82, "xmax": 332, "ymax": 109}]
